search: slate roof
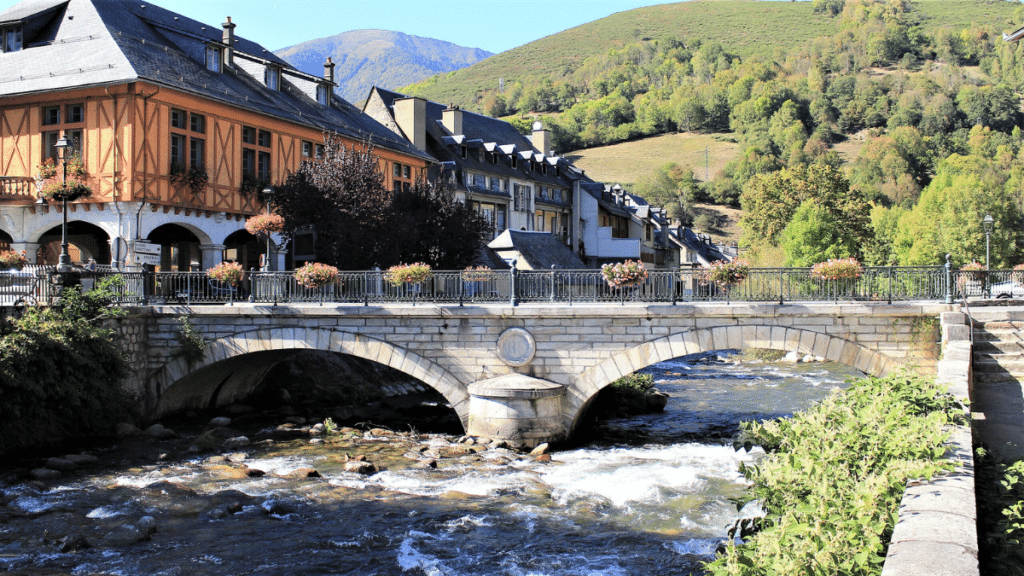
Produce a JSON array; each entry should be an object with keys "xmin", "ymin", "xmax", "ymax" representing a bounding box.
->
[
  {"xmin": 671, "ymin": 226, "xmax": 729, "ymax": 266},
  {"xmin": 488, "ymin": 230, "xmax": 585, "ymax": 270},
  {"xmin": 369, "ymin": 86, "xmax": 583, "ymax": 198},
  {"xmin": 0, "ymin": 0, "xmax": 432, "ymax": 162}
]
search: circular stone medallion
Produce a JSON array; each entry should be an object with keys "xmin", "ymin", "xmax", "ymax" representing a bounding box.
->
[{"xmin": 496, "ymin": 328, "xmax": 536, "ymax": 367}]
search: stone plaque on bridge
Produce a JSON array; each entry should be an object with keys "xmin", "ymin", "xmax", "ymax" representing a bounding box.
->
[{"xmin": 496, "ymin": 328, "xmax": 536, "ymax": 367}]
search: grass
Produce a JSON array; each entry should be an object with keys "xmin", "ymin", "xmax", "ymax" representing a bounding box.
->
[
  {"xmin": 566, "ymin": 132, "xmax": 740, "ymax": 186},
  {"xmin": 402, "ymin": 0, "xmax": 1021, "ymax": 113}
]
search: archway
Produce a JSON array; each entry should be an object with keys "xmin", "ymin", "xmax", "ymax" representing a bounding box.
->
[
  {"xmin": 148, "ymin": 224, "xmax": 202, "ymax": 272},
  {"xmin": 0, "ymin": 229, "xmax": 12, "ymax": 252},
  {"xmin": 150, "ymin": 327, "xmax": 470, "ymax": 427},
  {"xmin": 36, "ymin": 221, "xmax": 111, "ymax": 266},
  {"xmin": 564, "ymin": 326, "xmax": 893, "ymax": 435},
  {"xmin": 223, "ymin": 229, "xmax": 261, "ymax": 272}
]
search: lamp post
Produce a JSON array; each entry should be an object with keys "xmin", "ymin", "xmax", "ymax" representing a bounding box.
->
[
  {"xmin": 54, "ymin": 135, "xmax": 74, "ymax": 274},
  {"xmin": 983, "ymin": 214, "xmax": 994, "ymax": 270},
  {"xmin": 261, "ymin": 186, "xmax": 275, "ymax": 272}
]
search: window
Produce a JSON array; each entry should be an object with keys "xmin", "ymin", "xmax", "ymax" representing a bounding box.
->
[
  {"xmin": 258, "ymin": 129, "xmax": 271, "ymax": 148},
  {"xmin": 512, "ymin": 183, "xmax": 531, "ymax": 211},
  {"xmin": 511, "ymin": 156, "xmax": 518, "ymax": 169},
  {"xmin": 171, "ymin": 108, "xmax": 187, "ymax": 130},
  {"xmin": 258, "ymin": 151, "xmax": 271, "ymax": 180},
  {"xmin": 490, "ymin": 152, "xmax": 498, "ymax": 165},
  {"xmin": 190, "ymin": 113, "xmax": 205, "ymax": 134},
  {"xmin": 460, "ymin": 146, "xmax": 467, "ymax": 159},
  {"xmin": 1, "ymin": 25, "xmax": 22, "ymax": 53},
  {"xmin": 315, "ymin": 144, "xmax": 324, "ymax": 159},
  {"xmin": 42, "ymin": 106, "xmax": 60, "ymax": 125},
  {"xmin": 265, "ymin": 67, "xmax": 280, "ymax": 90},
  {"xmin": 66, "ymin": 104, "xmax": 83, "ymax": 124},
  {"xmin": 392, "ymin": 162, "xmax": 412, "ymax": 191},
  {"xmin": 242, "ymin": 126, "xmax": 256, "ymax": 145},
  {"xmin": 242, "ymin": 126, "xmax": 272, "ymax": 182},
  {"xmin": 242, "ymin": 149, "xmax": 256, "ymax": 177},
  {"xmin": 316, "ymin": 84, "xmax": 329, "ymax": 105},
  {"xmin": 42, "ymin": 129, "xmax": 83, "ymax": 162},
  {"xmin": 190, "ymin": 138, "xmax": 205, "ymax": 169},
  {"xmin": 171, "ymin": 109, "xmax": 206, "ymax": 172},
  {"xmin": 205, "ymin": 46, "xmax": 222, "ymax": 72},
  {"xmin": 490, "ymin": 177, "xmax": 501, "ymax": 193},
  {"xmin": 302, "ymin": 141, "xmax": 312, "ymax": 158}
]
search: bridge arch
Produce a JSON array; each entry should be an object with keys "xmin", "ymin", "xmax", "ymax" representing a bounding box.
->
[
  {"xmin": 564, "ymin": 325, "xmax": 896, "ymax": 434},
  {"xmin": 152, "ymin": 326, "xmax": 470, "ymax": 425}
]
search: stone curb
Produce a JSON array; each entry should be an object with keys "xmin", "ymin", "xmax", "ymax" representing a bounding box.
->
[{"xmin": 881, "ymin": 311, "xmax": 978, "ymax": 576}]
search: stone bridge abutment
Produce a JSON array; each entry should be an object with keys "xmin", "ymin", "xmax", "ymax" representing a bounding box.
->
[{"xmin": 115, "ymin": 302, "xmax": 953, "ymax": 446}]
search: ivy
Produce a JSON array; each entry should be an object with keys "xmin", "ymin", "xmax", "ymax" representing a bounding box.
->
[{"xmin": 705, "ymin": 373, "xmax": 959, "ymax": 576}]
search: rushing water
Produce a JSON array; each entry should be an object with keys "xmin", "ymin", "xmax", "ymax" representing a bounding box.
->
[{"xmin": 0, "ymin": 353, "xmax": 860, "ymax": 576}]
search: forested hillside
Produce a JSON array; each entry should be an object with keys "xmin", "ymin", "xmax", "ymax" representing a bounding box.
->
[{"xmin": 406, "ymin": 0, "xmax": 1024, "ymax": 270}]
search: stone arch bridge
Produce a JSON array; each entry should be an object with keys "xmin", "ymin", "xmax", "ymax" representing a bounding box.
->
[{"xmin": 115, "ymin": 301, "xmax": 953, "ymax": 447}]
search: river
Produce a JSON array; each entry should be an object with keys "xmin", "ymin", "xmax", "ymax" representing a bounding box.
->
[{"xmin": 0, "ymin": 352, "xmax": 860, "ymax": 576}]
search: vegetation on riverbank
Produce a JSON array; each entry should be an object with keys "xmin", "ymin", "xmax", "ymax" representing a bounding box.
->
[
  {"xmin": 0, "ymin": 279, "xmax": 134, "ymax": 455},
  {"xmin": 705, "ymin": 373, "xmax": 960, "ymax": 576},
  {"xmin": 589, "ymin": 373, "xmax": 668, "ymax": 419},
  {"xmin": 976, "ymin": 449, "xmax": 1024, "ymax": 574}
]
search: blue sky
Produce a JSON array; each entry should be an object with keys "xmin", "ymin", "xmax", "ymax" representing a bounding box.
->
[{"xmin": 0, "ymin": 0, "xmax": 717, "ymax": 54}]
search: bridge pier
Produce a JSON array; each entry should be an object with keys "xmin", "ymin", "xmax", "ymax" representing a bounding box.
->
[{"xmin": 467, "ymin": 374, "xmax": 567, "ymax": 448}]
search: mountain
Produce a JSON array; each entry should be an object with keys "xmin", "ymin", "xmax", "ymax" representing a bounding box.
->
[
  {"xmin": 400, "ymin": 0, "xmax": 1020, "ymax": 112},
  {"xmin": 274, "ymin": 30, "xmax": 493, "ymax": 104}
]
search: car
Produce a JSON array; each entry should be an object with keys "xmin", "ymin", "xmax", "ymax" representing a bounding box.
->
[{"xmin": 991, "ymin": 280, "xmax": 1024, "ymax": 299}]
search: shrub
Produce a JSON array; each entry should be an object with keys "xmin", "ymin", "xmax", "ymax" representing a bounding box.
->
[
  {"xmin": 811, "ymin": 257, "xmax": 863, "ymax": 280},
  {"xmin": 702, "ymin": 259, "xmax": 750, "ymax": 288},
  {"xmin": 294, "ymin": 262, "xmax": 339, "ymax": 289},
  {"xmin": 384, "ymin": 262, "xmax": 432, "ymax": 286},
  {"xmin": 976, "ymin": 449, "xmax": 1024, "ymax": 575},
  {"xmin": 705, "ymin": 373, "xmax": 959, "ymax": 576},
  {"xmin": 959, "ymin": 261, "xmax": 986, "ymax": 286},
  {"xmin": 207, "ymin": 261, "xmax": 244, "ymax": 286},
  {"xmin": 173, "ymin": 316, "xmax": 206, "ymax": 363},
  {"xmin": 0, "ymin": 277, "xmax": 134, "ymax": 455},
  {"xmin": 0, "ymin": 250, "xmax": 28, "ymax": 270},
  {"xmin": 609, "ymin": 372, "xmax": 655, "ymax": 395},
  {"xmin": 601, "ymin": 260, "xmax": 648, "ymax": 288},
  {"xmin": 245, "ymin": 212, "xmax": 286, "ymax": 236}
]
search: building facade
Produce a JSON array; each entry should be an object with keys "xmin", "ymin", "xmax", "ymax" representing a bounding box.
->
[{"xmin": 0, "ymin": 0, "xmax": 433, "ymax": 271}]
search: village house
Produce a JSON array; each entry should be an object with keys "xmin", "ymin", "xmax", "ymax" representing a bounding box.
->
[{"xmin": 0, "ymin": 0, "xmax": 433, "ymax": 272}]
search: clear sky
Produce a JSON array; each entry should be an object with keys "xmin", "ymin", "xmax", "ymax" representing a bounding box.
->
[{"xmin": 0, "ymin": 0, "xmax": 701, "ymax": 54}]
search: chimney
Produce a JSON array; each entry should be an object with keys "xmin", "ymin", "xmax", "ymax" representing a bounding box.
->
[
  {"xmin": 531, "ymin": 121, "xmax": 550, "ymax": 155},
  {"xmin": 222, "ymin": 17, "xmax": 235, "ymax": 68},
  {"xmin": 393, "ymin": 97, "xmax": 427, "ymax": 152},
  {"xmin": 442, "ymin": 105, "xmax": 463, "ymax": 135},
  {"xmin": 324, "ymin": 57, "xmax": 335, "ymax": 85}
]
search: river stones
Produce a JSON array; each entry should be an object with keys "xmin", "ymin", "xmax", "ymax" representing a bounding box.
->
[
  {"xmin": 102, "ymin": 524, "xmax": 147, "ymax": 546},
  {"xmin": 222, "ymin": 436, "xmax": 251, "ymax": 448},
  {"xmin": 64, "ymin": 454, "xmax": 99, "ymax": 466},
  {"xmin": 58, "ymin": 533, "xmax": 91, "ymax": 552},
  {"xmin": 261, "ymin": 499, "xmax": 298, "ymax": 515},
  {"xmin": 208, "ymin": 416, "xmax": 232, "ymax": 427},
  {"xmin": 413, "ymin": 459, "xmax": 438, "ymax": 470},
  {"xmin": 144, "ymin": 424, "xmax": 178, "ymax": 439},
  {"xmin": 115, "ymin": 422, "xmax": 142, "ymax": 437},
  {"xmin": 343, "ymin": 461, "xmax": 378, "ymax": 475},
  {"xmin": 30, "ymin": 468, "xmax": 61, "ymax": 481},
  {"xmin": 137, "ymin": 516, "xmax": 158, "ymax": 536},
  {"xmin": 529, "ymin": 443, "xmax": 550, "ymax": 456},
  {"xmin": 44, "ymin": 457, "xmax": 77, "ymax": 471}
]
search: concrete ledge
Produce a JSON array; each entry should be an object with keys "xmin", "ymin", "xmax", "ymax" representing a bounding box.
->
[{"xmin": 881, "ymin": 311, "xmax": 977, "ymax": 576}]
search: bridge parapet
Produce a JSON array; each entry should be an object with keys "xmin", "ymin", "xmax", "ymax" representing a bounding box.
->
[{"xmin": 118, "ymin": 301, "xmax": 954, "ymax": 445}]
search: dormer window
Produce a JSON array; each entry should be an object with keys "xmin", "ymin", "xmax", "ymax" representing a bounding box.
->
[
  {"xmin": 205, "ymin": 46, "xmax": 222, "ymax": 72},
  {"xmin": 1, "ymin": 25, "xmax": 22, "ymax": 53},
  {"xmin": 460, "ymin": 145, "xmax": 467, "ymax": 159},
  {"xmin": 265, "ymin": 67, "xmax": 280, "ymax": 90},
  {"xmin": 511, "ymin": 156, "xmax": 518, "ymax": 169},
  {"xmin": 490, "ymin": 152, "xmax": 498, "ymax": 165},
  {"xmin": 316, "ymin": 84, "xmax": 329, "ymax": 105}
]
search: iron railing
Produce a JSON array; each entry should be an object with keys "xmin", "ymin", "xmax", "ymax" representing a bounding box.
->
[{"xmin": 4, "ymin": 262, "xmax": 1022, "ymax": 306}]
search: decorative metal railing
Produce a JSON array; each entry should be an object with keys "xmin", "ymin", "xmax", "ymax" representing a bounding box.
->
[{"xmin": 3, "ymin": 261, "xmax": 1021, "ymax": 307}]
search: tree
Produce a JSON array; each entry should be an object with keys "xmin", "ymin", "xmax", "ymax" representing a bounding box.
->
[
  {"xmin": 780, "ymin": 200, "xmax": 860, "ymax": 266},
  {"xmin": 275, "ymin": 133, "xmax": 491, "ymax": 270}
]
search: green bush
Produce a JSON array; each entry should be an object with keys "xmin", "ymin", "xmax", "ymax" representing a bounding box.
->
[
  {"xmin": 609, "ymin": 372, "xmax": 654, "ymax": 395},
  {"xmin": 0, "ymin": 278, "xmax": 134, "ymax": 455},
  {"xmin": 705, "ymin": 373, "xmax": 959, "ymax": 576}
]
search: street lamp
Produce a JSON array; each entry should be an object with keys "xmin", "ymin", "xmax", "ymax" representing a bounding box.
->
[
  {"xmin": 54, "ymin": 135, "xmax": 74, "ymax": 273},
  {"xmin": 983, "ymin": 214, "xmax": 995, "ymax": 269},
  {"xmin": 261, "ymin": 185, "xmax": 275, "ymax": 272}
]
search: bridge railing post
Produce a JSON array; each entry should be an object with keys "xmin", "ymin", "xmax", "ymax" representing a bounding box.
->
[
  {"xmin": 945, "ymin": 254, "xmax": 953, "ymax": 304},
  {"xmin": 510, "ymin": 260, "xmax": 519, "ymax": 307}
]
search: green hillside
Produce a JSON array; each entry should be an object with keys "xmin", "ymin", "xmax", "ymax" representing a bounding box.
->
[{"xmin": 402, "ymin": 0, "xmax": 1021, "ymax": 112}]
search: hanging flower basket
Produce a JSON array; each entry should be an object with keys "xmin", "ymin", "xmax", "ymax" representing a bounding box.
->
[
  {"xmin": 294, "ymin": 262, "xmax": 339, "ymax": 289},
  {"xmin": 1011, "ymin": 263, "xmax": 1024, "ymax": 285},
  {"xmin": 39, "ymin": 177, "xmax": 92, "ymax": 202},
  {"xmin": 384, "ymin": 262, "xmax": 432, "ymax": 287},
  {"xmin": 245, "ymin": 213, "xmax": 285, "ymax": 236},
  {"xmin": 207, "ymin": 261, "xmax": 244, "ymax": 286},
  {"xmin": 701, "ymin": 259, "xmax": 750, "ymax": 288},
  {"xmin": 810, "ymin": 258, "xmax": 863, "ymax": 281},
  {"xmin": 959, "ymin": 261, "xmax": 986, "ymax": 284},
  {"xmin": 601, "ymin": 260, "xmax": 648, "ymax": 288},
  {"xmin": 0, "ymin": 250, "xmax": 28, "ymax": 271},
  {"xmin": 36, "ymin": 158, "xmax": 58, "ymax": 179},
  {"xmin": 463, "ymin": 266, "xmax": 493, "ymax": 282}
]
